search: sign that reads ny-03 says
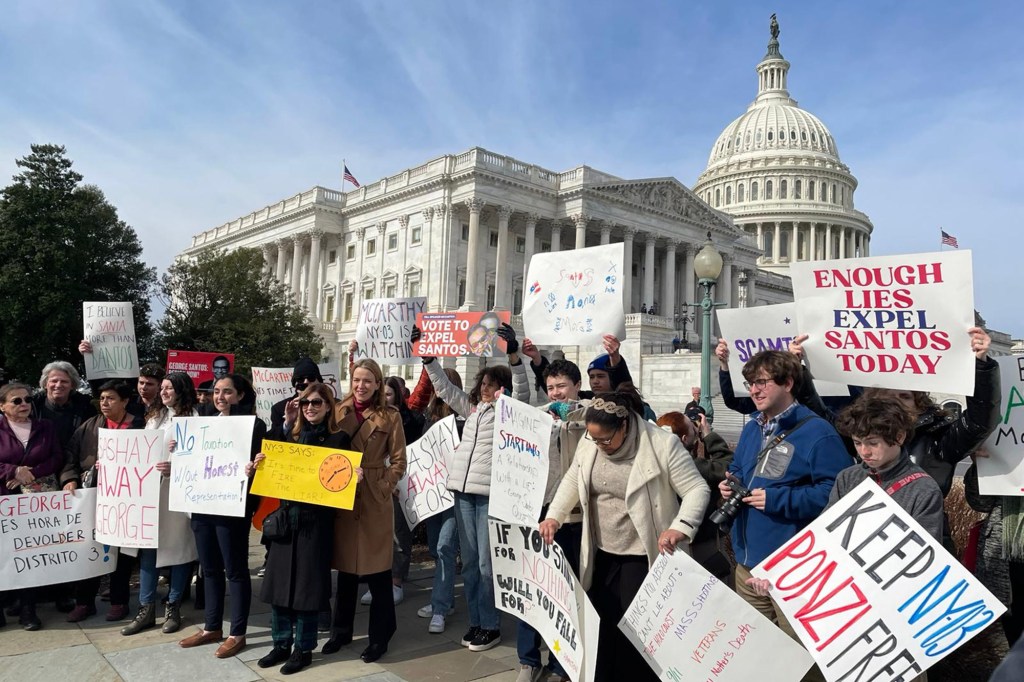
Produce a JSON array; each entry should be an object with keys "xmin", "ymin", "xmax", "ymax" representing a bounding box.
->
[
  {"xmin": 397, "ymin": 415, "xmax": 459, "ymax": 528},
  {"xmin": 167, "ymin": 416, "xmax": 255, "ymax": 517},
  {"xmin": 94, "ymin": 428, "xmax": 165, "ymax": 549},
  {"xmin": 250, "ymin": 441, "xmax": 362, "ymax": 510},
  {"xmin": 83, "ymin": 301, "xmax": 140, "ymax": 379},
  {"xmin": 488, "ymin": 395, "xmax": 551, "ymax": 527},
  {"xmin": 355, "ymin": 297, "xmax": 426, "ymax": 365},
  {"xmin": 752, "ymin": 478, "xmax": 1005, "ymax": 682}
]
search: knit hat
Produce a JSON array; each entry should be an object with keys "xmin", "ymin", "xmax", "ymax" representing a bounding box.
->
[
  {"xmin": 587, "ymin": 354, "xmax": 612, "ymax": 373},
  {"xmin": 292, "ymin": 357, "xmax": 322, "ymax": 385}
]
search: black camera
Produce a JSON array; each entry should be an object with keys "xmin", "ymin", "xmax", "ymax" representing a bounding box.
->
[
  {"xmin": 684, "ymin": 405, "xmax": 705, "ymax": 423},
  {"xmin": 709, "ymin": 478, "xmax": 752, "ymax": 533}
]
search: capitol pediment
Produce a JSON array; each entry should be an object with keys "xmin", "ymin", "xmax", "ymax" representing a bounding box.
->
[{"xmin": 589, "ymin": 178, "xmax": 733, "ymax": 231}]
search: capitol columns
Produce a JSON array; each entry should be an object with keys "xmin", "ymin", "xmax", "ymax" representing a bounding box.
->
[
  {"xmin": 809, "ymin": 222, "xmax": 818, "ymax": 260},
  {"xmin": 663, "ymin": 240, "xmax": 677, "ymax": 318},
  {"xmin": 599, "ymin": 221, "xmax": 611, "ymax": 245},
  {"xmin": 622, "ymin": 227, "xmax": 636, "ymax": 312},
  {"xmin": 825, "ymin": 223, "xmax": 833, "ymax": 259},
  {"xmin": 290, "ymin": 234, "xmax": 305, "ymax": 304},
  {"xmin": 839, "ymin": 226, "xmax": 847, "ymax": 258},
  {"xmin": 682, "ymin": 243, "xmax": 696, "ymax": 311},
  {"xmin": 773, "ymin": 222, "xmax": 781, "ymax": 262},
  {"xmin": 275, "ymin": 239, "xmax": 289, "ymax": 285},
  {"xmin": 756, "ymin": 223, "xmax": 763, "ymax": 261},
  {"xmin": 261, "ymin": 245, "xmax": 274, "ymax": 277},
  {"xmin": 745, "ymin": 268, "xmax": 757, "ymax": 308},
  {"xmin": 522, "ymin": 213, "xmax": 538, "ymax": 287},
  {"xmin": 307, "ymin": 228, "xmax": 324, "ymax": 313},
  {"xmin": 494, "ymin": 205, "xmax": 512, "ymax": 311},
  {"xmin": 572, "ymin": 213, "xmax": 588, "ymax": 250},
  {"xmin": 463, "ymin": 198, "xmax": 484, "ymax": 310},
  {"xmin": 643, "ymin": 232, "xmax": 656, "ymax": 310},
  {"xmin": 720, "ymin": 254, "xmax": 733, "ymax": 309},
  {"xmin": 550, "ymin": 221, "xmax": 562, "ymax": 252}
]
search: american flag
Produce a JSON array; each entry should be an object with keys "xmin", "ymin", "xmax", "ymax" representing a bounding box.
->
[
  {"xmin": 343, "ymin": 165, "xmax": 360, "ymax": 188},
  {"xmin": 940, "ymin": 229, "xmax": 959, "ymax": 248}
]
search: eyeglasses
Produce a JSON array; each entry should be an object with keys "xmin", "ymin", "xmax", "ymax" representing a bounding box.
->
[
  {"xmin": 299, "ymin": 399, "xmax": 325, "ymax": 408},
  {"xmin": 5, "ymin": 397, "xmax": 29, "ymax": 406},
  {"xmin": 743, "ymin": 378, "xmax": 775, "ymax": 391},
  {"xmin": 584, "ymin": 425, "xmax": 623, "ymax": 447}
]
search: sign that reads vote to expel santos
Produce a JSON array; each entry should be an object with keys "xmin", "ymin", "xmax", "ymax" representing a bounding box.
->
[
  {"xmin": 752, "ymin": 478, "xmax": 1005, "ymax": 682},
  {"xmin": 397, "ymin": 415, "xmax": 459, "ymax": 528},
  {"xmin": 83, "ymin": 301, "xmax": 140, "ymax": 379},
  {"xmin": 94, "ymin": 428, "xmax": 164, "ymax": 549},
  {"xmin": 977, "ymin": 354, "xmax": 1024, "ymax": 495},
  {"xmin": 489, "ymin": 395, "xmax": 551, "ymax": 527},
  {"xmin": 355, "ymin": 297, "xmax": 426, "ymax": 365},
  {"xmin": 413, "ymin": 311, "xmax": 510, "ymax": 358},
  {"xmin": 168, "ymin": 416, "xmax": 255, "ymax": 517},
  {"xmin": 790, "ymin": 251, "xmax": 975, "ymax": 395},
  {"xmin": 250, "ymin": 441, "xmax": 362, "ymax": 510},
  {"xmin": 0, "ymin": 489, "xmax": 117, "ymax": 590}
]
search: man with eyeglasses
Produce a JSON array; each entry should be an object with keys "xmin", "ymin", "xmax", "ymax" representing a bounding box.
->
[
  {"xmin": 267, "ymin": 357, "xmax": 323, "ymax": 441},
  {"xmin": 719, "ymin": 350, "xmax": 849, "ymax": 682}
]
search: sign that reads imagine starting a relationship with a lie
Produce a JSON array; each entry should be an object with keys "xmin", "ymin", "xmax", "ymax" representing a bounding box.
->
[
  {"xmin": 397, "ymin": 415, "xmax": 460, "ymax": 528},
  {"xmin": 94, "ymin": 428, "xmax": 164, "ymax": 549},
  {"xmin": 250, "ymin": 441, "xmax": 362, "ymax": 510},
  {"xmin": 790, "ymin": 251, "xmax": 975, "ymax": 395},
  {"xmin": 0, "ymin": 489, "xmax": 118, "ymax": 590},
  {"xmin": 619, "ymin": 551, "xmax": 813, "ymax": 682},
  {"xmin": 976, "ymin": 354, "xmax": 1024, "ymax": 495},
  {"xmin": 355, "ymin": 297, "xmax": 426, "ymax": 365},
  {"xmin": 752, "ymin": 478, "xmax": 1005, "ymax": 682},
  {"xmin": 83, "ymin": 301, "xmax": 140, "ymax": 379},
  {"xmin": 489, "ymin": 395, "xmax": 552, "ymax": 527},
  {"xmin": 522, "ymin": 242, "xmax": 626, "ymax": 346},
  {"xmin": 413, "ymin": 311, "xmax": 510, "ymax": 358},
  {"xmin": 490, "ymin": 521, "xmax": 599, "ymax": 682},
  {"xmin": 168, "ymin": 416, "xmax": 255, "ymax": 517}
]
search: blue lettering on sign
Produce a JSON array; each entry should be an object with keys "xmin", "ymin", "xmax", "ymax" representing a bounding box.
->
[
  {"xmin": 898, "ymin": 564, "xmax": 996, "ymax": 656},
  {"xmin": 174, "ymin": 421, "xmax": 196, "ymax": 454}
]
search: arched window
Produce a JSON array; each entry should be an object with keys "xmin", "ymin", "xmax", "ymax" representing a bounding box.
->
[
  {"xmin": 821, "ymin": 182, "xmax": 828, "ymax": 201},
  {"xmin": 764, "ymin": 231, "xmax": 774, "ymax": 259},
  {"xmin": 808, "ymin": 181, "xmax": 814, "ymax": 201},
  {"xmin": 767, "ymin": 130, "xmax": 774, "ymax": 142},
  {"xmin": 756, "ymin": 130, "xmax": 762, "ymax": 143},
  {"xmin": 794, "ymin": 180, "xmax": 802, "ymax": 200},
  {"xmin": 780, "ymin": 180, "xmax": 788, "ymax": 200},
  {"xmin": 726, "ymin": 186, "xmax": 732, "ymax": 204},
  {"xmin": 791, "ymin": 130, "xmax": 797, "ymax": 141},
  {"xmin": 840, "ymin": 186, "xmax": 845, "ymax": 205},
  {"xmin": 751, "ymin": 181, "xmax": 759, "ymax": 200},
  {"xmin": 766, "ymin": 180, "xmax": 773, "ymax": 200},
  {"xmin": 745, "ymin": 132, "xmax": 751, "ymax": 145},
  {"xmin": 801, "ymin": 130, "xmax": 807, "ymax": 141},
  {"xmin": 737, "ymin": 184, "xmax": 745, "ymax": 202},
  {"xmin": 715, "ymin": 188, "xmax": 721, "ymax": 207},
  {"xmin": 832, "ymin": 184, "xmax": 837, "ymax": 203}
]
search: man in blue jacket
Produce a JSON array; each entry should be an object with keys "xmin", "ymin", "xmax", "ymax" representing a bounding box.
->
[{"xmin": 720, "ymin": 350, "xmax": 850, "ymax": 674}]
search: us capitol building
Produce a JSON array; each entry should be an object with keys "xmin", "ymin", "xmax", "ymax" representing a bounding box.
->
[{"xmin": 181, "ymin": 18, "xmax": 891, "ymax": 411}]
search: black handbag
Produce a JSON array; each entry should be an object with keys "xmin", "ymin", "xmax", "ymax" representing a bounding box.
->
[{"xmin": 261, "ymin": 505, "xmax": 291, "ymax": 542}]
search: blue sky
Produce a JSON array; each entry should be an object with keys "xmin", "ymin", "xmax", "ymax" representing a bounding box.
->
[{"xmin": 1, "ymin": 1, "xmax": 1020, "ymax": 336}]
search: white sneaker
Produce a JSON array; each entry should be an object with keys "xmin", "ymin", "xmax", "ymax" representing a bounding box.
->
[
  {"xmin": 428, "ymin": 613, "xmax": 446, "ymax": 634},
  {"xmin": 515, "ymin": 665, "xmax": 545, "ymax": 682},
  {"xmin": 392, "ymin": 585, "xmax": 404, "ymax": 605},
  {"xmin": 360, "ymin": 589, "xmax": 372, "ymax": 605},
  {"xmin": 418, "ymin": 604, "xmax": 455, "ymax": 618}
]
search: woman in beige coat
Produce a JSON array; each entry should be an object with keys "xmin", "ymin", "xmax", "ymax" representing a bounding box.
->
[
  {"xmin": 540, "ymin": 391, "xmax": 710, "ymax": 682},
  {"xmin": 322, "ymin": 358, "xmax": 406, "ymax": 663}
]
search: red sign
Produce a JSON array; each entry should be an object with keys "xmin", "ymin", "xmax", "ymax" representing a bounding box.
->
[
  {"xmin": 165, "ymin": 350, "xmax": 235, "ymax": 389},
  {"xmin": 413, "ymin": 312, "xmax": 510, "ymax": 358}
]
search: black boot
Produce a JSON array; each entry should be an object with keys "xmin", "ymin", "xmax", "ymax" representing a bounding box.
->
[
  {"xmin": 321, "ymin": 632, "xmax": 352, "ymax": 655},
  {"xmin": 258, "ymin": 645, "xmax": 292, "ymax": 668},
  {"xmin": 0, "ymin": 609, "xmax": 6, "ymax": 628},
  {"xmin": 162, "ymin": 602, "xmax": 182, "ymax": 634},
  {"xmin": 280, "ymin": 650, "xmax": 312, "ymax": 675},
  {"xmin": 19, "ymin": 604, "xmax": 41, "ymax": 631},
  {"xmin": 121, "ymin": 603, "xmax": 156, "ymax": 636}
]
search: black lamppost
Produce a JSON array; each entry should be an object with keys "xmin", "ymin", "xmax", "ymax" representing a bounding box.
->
[{"xmin": 692, "ymin": 232, "xmax": 724, "ymax": 420}]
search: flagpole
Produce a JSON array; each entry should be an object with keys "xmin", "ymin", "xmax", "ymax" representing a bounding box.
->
[
  {"xmin": 939, "ymin": 227, "xmax": 944, "ymax": 251},
  {"xmin": 342, "ymin": 157, "xmax": 347, "ymax": 192}
]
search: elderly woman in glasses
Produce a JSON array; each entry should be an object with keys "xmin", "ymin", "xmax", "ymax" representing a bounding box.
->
[{"xmin": 539, "ymin": 391, "xmax": 710, "ymax": 682}]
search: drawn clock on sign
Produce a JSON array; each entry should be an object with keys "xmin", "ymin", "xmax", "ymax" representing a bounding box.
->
[{"xmin": 318, "ymin": 453, "xmax": 354, "ymax": 492}]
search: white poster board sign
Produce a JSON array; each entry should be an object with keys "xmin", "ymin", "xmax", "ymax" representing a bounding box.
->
[
  {"xmin": 83, "ymin": 301, "xmax": 140, "ymax": 379},
  {"xmin": 490, "ymin": 521, "xmax": 599, "ymax": 682},
  {"xmin": 168, "ymin": 416, "xmax": 255, "ymax": 517},
  {"xmin": 0, "ymin": 489, "xmax": 118, "ymax": 590},
  {"xmin": 95, "ymin": 428, "xmax": 164, "ymax": 548},
  {"xmin": 790, "ymin": 251, "xmax": 975, "ymax": 395},
  {"xmin": 752, "ymin": 479, "xmax": 1005, "ymax": 681},
  {"xmin": 619, "ymin": 551, "xmax": 813, "ymax": 682},
  {"xmin": 398, "ymin": 415, "xmax": 459, "ymax": 527},
  {"xmin": 489, "ymin": 395, "xmax": 552, "ymax": 526},
  {"xmin": 251, "ymin": 362, "xmax": 342, "ymax": 424},
  {"xmin": 523, "ymin": 242, "xmax": 626, "ymax": 345},
  {"xmin": 977, "ymin": 355, "xmax": 1024, "ymax": 495},
  {"xmin": 717, "ymin": 303, "xmax": 849, "ymax": 397},
  {"xmin": 355, "ymin": 297, "xmax": 426, "ymax": 365}
]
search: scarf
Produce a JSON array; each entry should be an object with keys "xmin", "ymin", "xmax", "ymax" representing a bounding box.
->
[
  {"xmin": 353, "ymin": 399, "xmax": 371, "ymax": 424},
  {"xmin": 1002, "ymin": 495, "xmax": 1024, "ymax": 561}
]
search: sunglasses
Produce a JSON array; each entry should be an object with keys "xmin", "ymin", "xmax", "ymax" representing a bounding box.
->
[
  {"xmin": 299, "ymin": 399, "xmax": 325, "ymax": 408},
  {"xmin": 5, "ymin": 397, "xmax": 29, "ymax": 406}
]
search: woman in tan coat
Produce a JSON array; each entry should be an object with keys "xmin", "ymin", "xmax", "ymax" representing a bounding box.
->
[{"xmin": 322, "ymin": 358, "xmax": 406, "ymax": 663}]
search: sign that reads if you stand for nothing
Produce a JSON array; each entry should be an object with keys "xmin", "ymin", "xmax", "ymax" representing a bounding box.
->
[
  {"xmin": 355, "ymin": 297, "xmax": 426, "ymax": 365},
  {"xmin": 83, "ymin": 301, "xmax": 140, "ymax": 379},
  {"xmin": 488, "ymin": 395, "xmax": 552, "ymax": 527},
  {"xmin": 397, "ymin": 415, "xmax": 459, "ymax": 528},
  {"xmin": 167, "ymin": 416, "xmax": 255, "ymax": 517},
  {"xmin": 752, "ymin": 478, "xmax": 1005, "ymax": 682},
  {"xmin": 250, "ymin": 441, "xmax": 362, "ymax": 510},
  {"xmin": 94, "ymin": 428, "xmax": 164, "ymax": 549}
]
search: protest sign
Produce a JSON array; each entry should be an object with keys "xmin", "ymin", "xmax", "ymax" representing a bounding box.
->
[
  {"xmin": 790, "ymin": 251, "xmax": 975, "ymax": 394},
  {"xmin": 166, "ymin": 350, "xmax": 235, "ymax": 389},
  {"xmin": 752, "ymin": 478, "xmax": 1005, "ymax": 682},
  {"xmin": 94, "ymin": 428, "xmax": 164, "ymax": 548},
  {"xmin": 522, "ymin": 243, "xmax": 627, "ymax": 346},
  {"xmin": 168, "ymin": 416, "xmax": 255, "ymax": 517},
  {"xmin": 397, "ymin": 415, "xmax": 459, "ymax": 527},
  {"xmin": 977, "ymin": 355, "xmax": 1024, "ymax": 495},
  {"xmin": 619, "ymin": 551, "xmax": 813, "ymax": 682},
  {"xmin": 489, "ymin": 395, "xmax": 552, "ymax": 526},
  {"xmin": 413, "ymin": 311, "xmax": 510, "ymax": 358},
  {"xmin": 490, "ymin": 521, "xmax": 599, "ymax": 682},
  {"xmin": 717, "ymin": 303, "xmax": 849, "ymax": 397},
  {"xmin": 250, "ymin": 441, "xmax": 362, "ymax": 510},
  {"xmin": 251, "ymin": 361, "xmax": 342, "ymax": 423},
  {"xmin": 83, "ymin": 301, "xmax": 139, "ymax": 379},
  {"xmin": 355, "ymin": 297, "xmax": 426, "ymax": 365},
  {"xmin": 0, "ymin": 489, "xmax": 117, "ymax": 590}
]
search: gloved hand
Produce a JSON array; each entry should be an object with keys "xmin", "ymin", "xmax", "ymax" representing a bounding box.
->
[
  {"xmin": 410, "ymin": 325, "xmax": 422, "ymax": 344},
  {"xmin": 497, "ymin": 322, "xmax": 519, "ymax": 354}
]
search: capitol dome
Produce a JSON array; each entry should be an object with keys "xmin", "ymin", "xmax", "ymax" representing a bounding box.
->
[{"xmin": 694, "ymin": 16, "xmax": 873, "ymax": 274}]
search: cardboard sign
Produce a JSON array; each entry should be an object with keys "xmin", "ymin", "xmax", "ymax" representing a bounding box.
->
[
  {"xmin": 83, "ymin": 301, "xmax": 140, "ymax": 379},
  {"xmin": 489, "ymin": 395, "xmax": 552, "ymax": 526},
  {"xmin": 619, "ymin": 551, "xmax": 813, "ymax": 682},
  {"xmin": 752, "ymin": 478, "xmax": 1005, "ymax": 682},
  {"xmin": 490, "ymin": 521, "xmax": 599, "ymax": 682},
  {"xmin": 251, "ymin": 362, "xmax": 342, "ymax": 424},
  {"xmin": 166, "ymin": 350, "xmax": 235, "ymax": 389},
  {"xmin": 413, "ymin": 311, "xmax": 510, "ymax": 358},
  {"xmin": 977, "ymin": 355, "xmax": 1024, "ymax": 495},
  {"xmin": 94, "ymin": 428, "xmax": 164, "ymax": 548},
  {"xmin": 167, "ymin": 416, "xmax": 255, "ymax": 517},
  {"xmin": 0, "ymin": 489, "xmax": 117, "ymax": 590},
  {"xmin": 790, "ymin": 252, "xmax": 975, "ymax": 394},
  {"xmin": 355, "ymin": 297, "xmax": 426, "ymax": 365},
  {"xmin": 716, "ymin": 303, "xmax": 849, "ymax": 397},
  {"xmin": 250, "ymin": 440, "xmax": 362, "ymax": 510},
  {"xmin": 398, "ymin": 415, "xmax": 459, "ymax": 527},
  {"xmin": 522, "ymin": 242, "xmax": 626, "ymax": 346}
]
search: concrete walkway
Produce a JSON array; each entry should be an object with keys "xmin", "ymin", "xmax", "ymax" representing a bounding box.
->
[{"xmin": 0, "ymin": 531, "xmax": 530, "ymax": 682}]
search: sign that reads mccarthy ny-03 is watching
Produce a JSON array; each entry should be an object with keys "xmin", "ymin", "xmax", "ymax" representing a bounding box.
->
[{"xmin": 355, "ymin": 297, "xmax": 426, "ymax": 365}]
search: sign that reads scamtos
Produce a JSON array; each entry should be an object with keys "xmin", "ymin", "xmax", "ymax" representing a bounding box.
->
[{"xmin": 413, "ymin": 311, "xmax": 510, "ymax": 358}]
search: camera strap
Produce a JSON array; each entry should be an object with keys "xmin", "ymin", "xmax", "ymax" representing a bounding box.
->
[{"xmin": 746, "ymin": 415, "xmax": 815, "ymax": 486}]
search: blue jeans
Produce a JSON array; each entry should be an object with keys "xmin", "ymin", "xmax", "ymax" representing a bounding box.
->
[
  {"xmin": 426, "ymin": 508, "xmax": 459, "ymax": 615},
  {"xmin": 192, "ymin": 514, "xmax": 252, "ymax": 636},
  {"xmin": 138, "ymin": 549, "xmax": 190, "ymax": 606},
  {"xmin": 453, "ymin": 492, "xmax": 499, "ymax": 630}
]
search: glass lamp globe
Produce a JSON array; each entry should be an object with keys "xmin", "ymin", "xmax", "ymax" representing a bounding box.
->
[{"xmin": 693, "ymin": 233, "xmax": 723, "ymax": 281}]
